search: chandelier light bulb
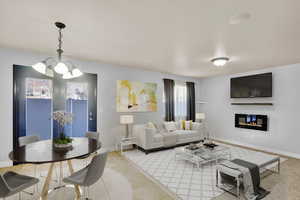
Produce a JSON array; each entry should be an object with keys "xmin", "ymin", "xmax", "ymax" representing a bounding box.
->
[
  {"xmin": 62, "ymin": 72, "xmax": 73, "ymax": 79},
  {"xmin": 211, "ymin": 57, "xmax": 229, "ymax": 67},
  {"xmin": 54, "ymin": 62, "xmax": 69, "ymax": 74},
  {"xmin": 32, "ymin": 62, "xmax": 46, "ymax": 74},
  {"xmin": 72, "ymin": 68, "xmax": 83, "ymax": 77}
]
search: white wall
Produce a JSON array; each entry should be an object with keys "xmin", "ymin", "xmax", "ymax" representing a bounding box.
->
[
  {"xmin": 198, "ymin": 64, "xmax": 300, "ymax": 158},
  {"xmin": 0, "ymin": 47, "xmax": 201, "ymax": 165}
]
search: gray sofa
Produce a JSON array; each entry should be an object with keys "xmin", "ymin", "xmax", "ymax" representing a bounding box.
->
[{"xmin": 132, "ymin": 122, "xmax": 204, "ymax": 154}]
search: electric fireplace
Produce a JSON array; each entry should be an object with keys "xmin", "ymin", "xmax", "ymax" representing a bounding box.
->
[{"xmin": 235, "ymin": 114, "xmax": 268, "ymax": 131}]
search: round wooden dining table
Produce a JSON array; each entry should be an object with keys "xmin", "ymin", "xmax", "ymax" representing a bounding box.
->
[{"xmin": 9, "ymin": 137, "xmax": 101, "ymax": 200}]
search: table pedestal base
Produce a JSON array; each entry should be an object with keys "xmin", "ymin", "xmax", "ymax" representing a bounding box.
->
[
  {"xmin": 47, "ymin": 186, "xmax": 77, "ymax": 200},
  {"xmin": 41, "ymin": 160, "xmax": 81, "ymax": 200}
]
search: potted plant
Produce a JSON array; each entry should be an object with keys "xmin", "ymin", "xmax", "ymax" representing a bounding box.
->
[{"xmin": 52, "ymin": 111, "xmax": 73, "ymax": 149}]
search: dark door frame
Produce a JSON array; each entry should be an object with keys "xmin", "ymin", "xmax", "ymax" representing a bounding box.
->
[{"xmin": 13, "ymin": 65, "xmax": 98, "ymax": 151}]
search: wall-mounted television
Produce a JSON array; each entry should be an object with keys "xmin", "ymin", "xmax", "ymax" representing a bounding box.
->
[{"xmin": 230, "ymin": 73, "xmax": 272, "ymax": 98}]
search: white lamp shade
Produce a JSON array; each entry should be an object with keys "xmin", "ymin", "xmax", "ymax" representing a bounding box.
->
[
  {"xmin": 63, "ymin": 69, "xmax": 83, "ymax": 79},
  {"xmin": 62, "ymin": 72, "xmax": 73, "ymax": 79},
  {"xmin": 32, "ymin": 62, "xmax": 46, "ymax": 74},
  {"xmin": 72, "ymin": 68, "xmax": 83, "ymax": 77},
  {"xmin": 45, "ymin": 68, "xmax": 54, "ymax": 77},
  {"xmin": 120, "ymin": 115, "xmax": 134, "ymax": 124},
  {"xmin": 54, "ymin": 62, "xmax": 68, "ymax": 74},
  {"xmin": 196, "ymin": 113, "xmax": 206, "ymax": 120}
]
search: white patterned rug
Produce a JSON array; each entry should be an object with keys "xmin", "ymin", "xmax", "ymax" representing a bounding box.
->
[{"xmin": 124, "ymin": 144, "xmax": 284, "ymax": 200}]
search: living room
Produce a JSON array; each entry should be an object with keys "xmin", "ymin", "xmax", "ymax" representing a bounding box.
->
[{"xmin": 0, "ymin": 0, "xmax": 300, "ymax": 200}]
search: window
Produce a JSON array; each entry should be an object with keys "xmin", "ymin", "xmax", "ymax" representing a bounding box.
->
[
  {"xmin": 174, "ymin": 81, "xmax": 187, "ymax": 120},
  {"xmin": 66, "ymin": 82, "xmax": 88, "ymax": 100},
  {"xmin": 26, "ymin": 78, "xmax": 52, "ymax": 99}
]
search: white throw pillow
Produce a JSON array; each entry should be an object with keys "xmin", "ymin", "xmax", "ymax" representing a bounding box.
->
[
  {"xmin": 176, "ymin": 120, "xmax": 184, "ymax": 130},
  {"xmin": 164, "ymin": 121, "xmax": 177, "ymax": 132},
  {"xmin": 146, "ymin": 122, "xmax": 157, "ymax": 130}
]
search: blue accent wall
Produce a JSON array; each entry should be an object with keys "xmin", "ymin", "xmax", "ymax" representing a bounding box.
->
[
  {"xmin": 65, "ymin": 99, "xmax": 88, "ymax": 137},
  {"xmin": 13, "ymin": 65, "xmax": 97, "ymax": 154},
  {"xmin": 26, "ymin": 98, "xmax": 88, "ymax": 139},
  {"xmin": 26, "ymin": 98, "xmax": 52, "ymax": 140}
]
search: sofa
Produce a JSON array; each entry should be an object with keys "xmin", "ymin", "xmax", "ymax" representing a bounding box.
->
[{"xmin": 132, "ymin": 121, "xmax": 204, "ymax": 154}]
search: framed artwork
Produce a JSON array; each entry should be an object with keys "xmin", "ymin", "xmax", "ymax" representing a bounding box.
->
[
  {"xmin": 117, "ymin": 80, "xmax": 157, "ymax": 112},
  {"xmin": 66, "ymin": 82, "xmax": 88, "ymax": 100},
  {"xmin": 25, "ymin": 78, "xmax": 52, "ymax": 99}
]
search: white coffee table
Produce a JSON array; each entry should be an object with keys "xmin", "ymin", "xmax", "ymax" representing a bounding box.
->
[{"xmin": 174, "ymin": 144, "xmax": 231, "ymax": 168}]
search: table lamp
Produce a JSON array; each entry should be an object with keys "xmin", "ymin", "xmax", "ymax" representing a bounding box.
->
[
  {"xmin": 196, "ymin": 113, "xmax": 206, "ymax": 122},
  {"xmin": 196, "ymin": 113, "xmax": 211, "ymax": 143},
  {"xmin": 120, "ymin": 115, "xmax": 134, "ymax": 138}
]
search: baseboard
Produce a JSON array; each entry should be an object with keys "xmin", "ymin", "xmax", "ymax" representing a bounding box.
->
[
  {"xmin": 0, "ymin": 160, "xmax": 13, "ymax": 168},
  {"xmin": 215, "ymin": 138, "xmax": 300, "ymax": 159}
]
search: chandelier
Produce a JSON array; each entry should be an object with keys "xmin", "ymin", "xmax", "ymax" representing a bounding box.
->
[{"xmin": 32, "ymin": 22, "xmax": 83, "ymax": 79}]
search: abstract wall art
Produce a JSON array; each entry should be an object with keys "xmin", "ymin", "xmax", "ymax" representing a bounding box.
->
[{"xmin": 117, "ymin": 80, "xmax": 157, "ymax": 112}]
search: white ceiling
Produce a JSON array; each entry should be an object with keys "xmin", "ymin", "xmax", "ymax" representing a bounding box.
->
[{"xmin": 1, "ymin": 0, "xmax": 300, "ymax": 77}]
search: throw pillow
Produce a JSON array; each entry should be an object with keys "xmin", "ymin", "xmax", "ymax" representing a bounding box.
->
[
  {"xmin": 184, "ymin": 120, "xmax": 193, "ymax": 130},
  {"xmin": 164, "ymin": 121, "xmax": 177, "ymax": 132},
  {"xmin": 180, "ymin": 120, "xmax": 186, "ymax": 130},
  {"xmin": 147, "ymin": 122, "xmax": 157, "ymax": 130},
  {"xmin": 176, "ymin": 121, "xmax": 184, "ymax": 130}
]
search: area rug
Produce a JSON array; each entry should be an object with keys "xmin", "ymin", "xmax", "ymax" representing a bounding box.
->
[{"xmin": 124, "ymin": 144, "xmax": 284, "ymax": 200}]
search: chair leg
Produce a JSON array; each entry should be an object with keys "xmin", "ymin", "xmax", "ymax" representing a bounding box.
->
[
  {"xmin": 19, "ymin": 192, "xmax": 21, "ymax": 200},
  {"xmin": 21, "ymin": 165, "xmax": 37, "ymax": 196},
  {"xmin": 34, "ymin": 165, "xmax": 39, "ymax": 193},
  {"xmin": 101, "ymin": 178, "xmax": 111, "ymax": 200},
  {"xmin": 87, "ymin": 186, "xmax": 90, "ymax": 200},
  {"xmin": 82, "ymin": 186, "xmax": 89, "ymax": 200},
  {"xmin": 53, "ymin": 165, "xmax": 59, "ymax": 182}
]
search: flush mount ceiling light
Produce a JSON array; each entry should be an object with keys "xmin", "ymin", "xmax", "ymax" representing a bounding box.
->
[
  {"xmin": 229, "ymin": 12, "xmax": 251, "ymax": 25},
  {"xmin": 32, "ymin": 22, "xmax": 83, "ymax": 79},
  {"xmin": 211, "ymin": 57, "xmax": 230, "ymax": 67}
]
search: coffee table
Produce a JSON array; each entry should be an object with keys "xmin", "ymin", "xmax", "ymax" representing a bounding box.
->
[{"xmin": 174, "ymin": 144, "xmax": 231, "ymax": 168}]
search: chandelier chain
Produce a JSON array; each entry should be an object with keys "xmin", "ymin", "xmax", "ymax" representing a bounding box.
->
[{"xmin": 57, "ymin": 28, "xmax": 64, "ymax": 60}]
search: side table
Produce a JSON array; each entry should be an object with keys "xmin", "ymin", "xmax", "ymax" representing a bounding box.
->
[{"xmin": 118, "ymin": 137, "xmax": 136, "ymax": 154}]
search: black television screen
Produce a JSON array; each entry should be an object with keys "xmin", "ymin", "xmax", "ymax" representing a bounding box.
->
[{"xmin": 230, "ymin": 73, "xmax": 272, "ymax": 98}]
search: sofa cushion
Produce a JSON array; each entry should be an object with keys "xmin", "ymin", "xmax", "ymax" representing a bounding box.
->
[
  {"xmin": 174, "ymin": 130, "xmax": 200, "ymax": 140},
  {"xmin": 164, "ymin": 121, "xmax": 177, "ymax": 132},
  {"xmin": 153, "ymin": 134, "xmax": 164, "ymax": 143},
  {"xmin": 161, "ymin": 132, "xmax": 177, "ymax": 147},
  {"xmin": 145, "ymin": 127, "xmax": 157, "ymax": 136}
]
